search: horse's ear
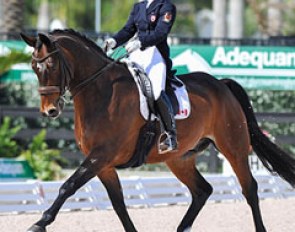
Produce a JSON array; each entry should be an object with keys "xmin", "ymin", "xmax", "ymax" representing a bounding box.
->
[
  {"xmin": 38, "ymin": 33, "xmax": 53, "ymax": 48},
  {"xmin": 20, "ymin": 33, "xmax": 37, "ymax": 47}
]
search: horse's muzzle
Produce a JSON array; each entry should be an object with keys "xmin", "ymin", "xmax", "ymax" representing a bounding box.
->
[{"xmin": 41, "ymin": 107, "xmax": 60, "ymax": 119}]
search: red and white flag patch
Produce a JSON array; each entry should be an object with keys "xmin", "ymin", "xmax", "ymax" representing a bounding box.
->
[
  {"xmin": 151, "ymin": 15, "xmax": 156, "ymax": 22},
  {"xmin": 163, "ymin": 12, "xmax": 172, "ymax": 23}
]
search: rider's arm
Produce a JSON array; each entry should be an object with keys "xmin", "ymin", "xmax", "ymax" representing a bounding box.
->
[{"xmin": 113, "ymin": 5, "xmax": 137, "ymax": 47}]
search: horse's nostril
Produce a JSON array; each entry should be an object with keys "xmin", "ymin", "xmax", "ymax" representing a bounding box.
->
[
  {"xmin": 41, "ymin": 112, "xmax": 48, "ymax": 117},
  {"xmin": 48, "ymin": 108, "xmax": 59, "ymax": 117}
]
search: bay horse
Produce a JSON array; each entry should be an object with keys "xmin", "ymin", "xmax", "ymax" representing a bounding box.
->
[{"xmin": 21, "ymin": 30, "xmax": 295, "ymax": 232}]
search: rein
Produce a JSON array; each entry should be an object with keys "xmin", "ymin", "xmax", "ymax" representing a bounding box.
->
[
  {"xmin": 70, "ymin": 47, "xmax": 129, "ymax": 100},
  {"xmin": 69, "ymin": 61, "xmax": 114, "ymax": 99},
  {"xmin": 70, "ymin": 51, "xmax": 130, "ymax": 99}
]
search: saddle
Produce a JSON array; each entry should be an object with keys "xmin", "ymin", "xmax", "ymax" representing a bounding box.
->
[{"xmin": 125, "ymin": 61, "xmax": 191, "ymax": 121}]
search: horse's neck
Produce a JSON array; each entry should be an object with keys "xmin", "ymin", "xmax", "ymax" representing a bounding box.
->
[
  {"xmin": 71, "ymin": 61, "xmax": 131, "ymax": 123},
  {"xmin": 72, "ymin": 54, "xmax": 109, "ymax": 84},
  {"xmin": 72, "ymin": 74, "xmax": 110, "ymax": 117},
  {"xmin": 71, "ymin": 61, "xmax": 142, "ymax": 154}
]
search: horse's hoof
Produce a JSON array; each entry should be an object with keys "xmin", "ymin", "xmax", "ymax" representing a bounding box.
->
[{"xmin": 27, "ymin": 225, "xmax": 46, "ymax": 232}]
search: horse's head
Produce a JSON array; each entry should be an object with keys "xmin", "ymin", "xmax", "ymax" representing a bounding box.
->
[{"xmin": 21, "ymin": 32, "xmax": 71, "ymax": 118}]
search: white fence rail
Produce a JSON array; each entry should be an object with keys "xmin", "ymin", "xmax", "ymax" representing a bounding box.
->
[{"xmin": 0, "ymin": 175, "xmax": 294, "ymax": 214}]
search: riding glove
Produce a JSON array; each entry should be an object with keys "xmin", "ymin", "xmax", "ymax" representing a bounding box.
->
[
  {"xmin": 125, "ymin": 40, "xmax": 142, "ymax": 54},
  {"xmin": 102, "ymin": 38, "xmax": 117, "ymax": 53}
]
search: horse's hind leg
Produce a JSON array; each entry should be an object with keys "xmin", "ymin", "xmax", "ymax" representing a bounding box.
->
[
  {"xmin": 166, "ymin": 156, "xmax": 213, "ymax": 232},
  {"xmin": 98, "ymin": 168, "xmax": 137, "ymax": 232},
  {"xmin": 225, "ymin": 154, "xmax": 266, "ymax": 232},
  {"xmin": 235, "ymin": 162, "xmax": 266, "ymax": 232},
  {"xmin": 215, "ymin": 128, "xmax": 267, "ymax": 232}
]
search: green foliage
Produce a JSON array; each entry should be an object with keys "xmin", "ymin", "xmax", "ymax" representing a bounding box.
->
[
  {"xmin": 19, "ymin": 129, "xmax": 65, "ymax": 180},
  {"xmin": 54, "ymin": 0, "xmax": 96, "ymax": 30},
  {"xmin": 0, "ymin": 49, "xmax": 34, "ymax": 106},
  {"xmin": 101, "ymin": 0, "xmax": 136, "ymax": 32},
  {"xmin": 249, "ymin": 90, "xmax": 295, "ymax": 113},
  {"xmin": 172, "ymin": 12, "xmax": 196, "ymax": 36},
  {"xmin": 0, "ymin": 50, "xmax": 31, "ymax": 76},
  {"xmin": 0, "ymin": 116, "xmax": 70, "ymax": 179},
  {"xmin": 244, "ymin": 6, "xmax": 259, "ymax": 37},
  {"xmin": 0, "ymin": 82, "xmax": 40, "ymax": 106},
  {"xmin": 21, "ymin": 0, "xmax": 295, "ymax": 36},
  {"xmin": 0, "ymin": 117, "xmax": 21, "ymax": 158},
  {"xmin": 248, "ymin": 90, "xmax": 295, "ymax": 156},
  {"xmin": 283, "ymin": 8, "xmax": 295, "ymax": 35}
]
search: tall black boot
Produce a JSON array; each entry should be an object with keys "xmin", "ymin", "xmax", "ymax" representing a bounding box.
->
[{"xmin": 156, "ymin": 91, "xmax": 178, "ymax": 154}]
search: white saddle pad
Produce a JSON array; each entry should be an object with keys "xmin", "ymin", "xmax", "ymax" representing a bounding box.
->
[{"xmin": 125, "ymin": 60, "xmax": 191, "ymax": 121}]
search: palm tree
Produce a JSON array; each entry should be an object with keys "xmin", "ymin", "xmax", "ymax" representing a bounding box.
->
[
  {"xmin": 0, "ymin": 1, "xmax": 3, "ymax": 33},
  {"xmin": 3, "ymin": 0, "xmax": 25, "ymax": 39}
]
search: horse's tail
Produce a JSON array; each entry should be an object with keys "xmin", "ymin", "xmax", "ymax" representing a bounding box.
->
[{"xmin": 221, "ymin": 78, "xmax": 295, "ymax": 187}]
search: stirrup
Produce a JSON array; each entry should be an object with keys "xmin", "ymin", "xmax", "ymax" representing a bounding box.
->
[{"xmin": 158, "ymin": 132, "xmax": 178, "ymax": 154}]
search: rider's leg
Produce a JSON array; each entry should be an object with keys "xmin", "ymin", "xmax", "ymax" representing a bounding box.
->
[
  {"xmin": 146, "ymin": 47, "xmax": 178, "ymax": 153},
  {"xmin": 155, "ymin": 90, "xmax": 178, "ymax": 152},
  {"xmin": 129, "ymin": 46, "xmax": 178, "ymax": 153}
]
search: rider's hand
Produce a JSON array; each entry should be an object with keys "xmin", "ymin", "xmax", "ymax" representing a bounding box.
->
[
  {"xmin": 125, "ymin": 40, "xmax": 141, "ymax": 54},
  {"xmin": 102, "ymin": 38, "xmax": 117, "ymax": 53}
]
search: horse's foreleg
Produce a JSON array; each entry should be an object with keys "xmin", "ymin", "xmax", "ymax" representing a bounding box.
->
[
  {"xmin": 27, "ymin": 155, "xmax": 100, "ymax": 232},
  {"xmin": 166, "ymin": 157, "xmax": 213, "ymax": 232},
  {"xmin": 98, "ymin": 168, "xmax": 137, "ymax": 232}
]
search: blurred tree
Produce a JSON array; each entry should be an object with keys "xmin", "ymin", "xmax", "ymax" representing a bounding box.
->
[
  {"xmin": 282, "ymin": 0, "xmax": 295, "ymax": 35},
  {"xmin": 247, "ymin": 0, "xmax": 295, "ymax": 36},
  {"xmin": 102, "ymin": 0, "xmax": 209, "ymax": 36},
  {"xmin": 63, "ymin": 0, "xmax": 95, "ymax": 30},
  {"xmin": 0, "ymin": 50, "xmax": 31, "ymax": 76},
  {"xmin": 244, "ymin": 5, "xmax": 259, "ymax": 36},
  {"xmin": 24, "ymin": 0, "xmax": 95, "ymax": 31},
  {"xmin": 101, "ymin": 0, "xmax": 136, "ymax": 32},
  {"xmin": 21, "ymin": 0, "xmax": 295, "ymax": 36},
  {"xmin": 23, "ymin": 1, "xmax": 205, "ymax": 36},
  {"xmin": 188, "ymin": 0, "xmax": 212, "ymax": 10},
  {"xmin": 2, "ymin": 0, "xmax": 25, "ymax": 39}
]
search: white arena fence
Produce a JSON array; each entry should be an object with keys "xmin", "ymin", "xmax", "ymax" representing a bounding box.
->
[{"xmin": 0, "ymin": 175, "xmax": 294, "ymax": 214}]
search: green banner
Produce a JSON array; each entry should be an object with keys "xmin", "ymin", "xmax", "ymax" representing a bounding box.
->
[
  {"xmin": 1, "ymin": 41, "xmax": 295, "ymax": 90},
  {"xmin": 0, "ymin": 159, "xmax": 35, "ymax": 179},
  {"xmin": 1, "ymin": 64, "xmax": 36, "ymax": 82},
  {"xmin": 0, "ymin": 40, "xmax": 27, "ymax": 55},
  {"xmin": 171, "ymin": 45, "xmax": 295, "ymax": 90}
]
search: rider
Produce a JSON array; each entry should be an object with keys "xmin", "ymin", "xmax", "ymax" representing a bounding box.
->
[{"xmin": 103, "ymin": 0, "xmax": 177, "ymax": 153}]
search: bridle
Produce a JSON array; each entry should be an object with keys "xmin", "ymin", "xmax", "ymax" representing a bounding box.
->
[
  {"xmin": 31, "ymin": 41, "xmax": 115, "ymax": 105},
  {"xmin": 32, "ymin": 46, "xmax": 67, "ymax": 96}
]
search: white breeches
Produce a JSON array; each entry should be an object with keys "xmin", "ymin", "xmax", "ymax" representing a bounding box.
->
[{"xmin": 129, "ymin": 46, "xmax": 166, "ymax": 100}]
